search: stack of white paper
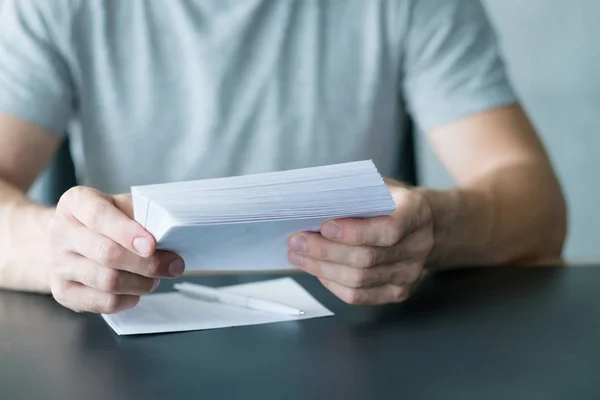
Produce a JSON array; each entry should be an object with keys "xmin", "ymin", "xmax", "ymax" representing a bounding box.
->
[
  {"xmin": 131, "ymin": 160, "xmax": 396, "ymax": 271},
  {"xmin": 102, "ymin": 278, "xmax": 334, "ymax": 335}
]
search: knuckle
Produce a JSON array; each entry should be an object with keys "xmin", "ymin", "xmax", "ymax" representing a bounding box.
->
[
  {"xmin": 83, "ymin": 296, "xmax": 100, "ymax": 313},
  {"xmin": 391, "ymin": 286, "xmax": 409, "ymax": 303},
  {"xmin": 60, "ymin": 186, "xmax": 90, "ymax": 207},
  {"xmin": 392, "ymin": 262, "xmax": 419, "ymax": 284},
  {"xmin": 99, "ymin": 268, "xmax": 121, "ymax": 292},
  {"xmin": 50, "ymin": 281, "xmax": 67, "ymax": 304},
  {"xmin": 383, "ymin": 245, "xmax": 400, "ymax": 263},
  {"xmin": 354, "ymin": 248, "xmax": 377, "ymax": 268},
  {"xmin": 87, "ymin": 201, "xmax": 110, "ymax": 230},
  {"xmin": 60, "ymin": 298, "xmax": 85, "ymax": 314},
  {"xmin": 141, "ymin": 278, "xmax": 157, "ymax": 294},
  {"xmin": 415, "ymin": 191, "xmax": 430, "ymax": 215},
  {"xmin": 53, "ymin": 296, "xmax": 72, "ymax": 311},
  {"xmin": 57, "ymin": 186, "xmax": 77, "ymax": 206},
  {"xmin": 407, "ymin": 263, "xmax": 424, "ymax": 282},
  {"xmin": 347, "ymin": 269, "xmax": 368, "ymax": 289},
  {"xmin": 383, "ymin": 223, "xmax": 402, "ymax": 246},
  {"xmin": 51, "ymin": 282, "xmax": 86, "ymax": 314},
  {"xmin": 406, "ymin": 189, "xmax": 422, "ymax": 205},
  {"xmin": 420, "ymin": 231, "xmax": 434, "ymax": 256},
  {"xmin": 101, "ymin": 294, "xmax": 121, "ymax": 314},
  {"xmin": 97, "ymin": 241, "xmax": 122, "ymax": 266},
  {"xmin": 394, "ymin": 189, "xmax": 413, "ymax": 210},
  {"xmin": 343, "ymin": 289, "xmax": 364, "ymax": 305}
]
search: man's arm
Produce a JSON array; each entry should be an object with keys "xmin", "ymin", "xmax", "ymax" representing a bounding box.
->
[
  {"xmin": 287, "ymin": 105, "xmax": 566, "ymax": 305},
  {"xmin": 0, "ymin": 113, "xmax": 184, "ymax": 314},
  {"xmin": 421, "ymin": 104, "xmax": 566, "ymax": 267},
  {"xmin": 0, "ymin": 0, "xmax": 72, "ymax": 291},
  {"xmin": 285, "ymin": 0, "xmax": 565, "ymax": 305},
  {"xmin": 0, "ymin": 1, "xmax": 184, "ymax": 310},
  {"xmin": 0, "ymin": 112, "xmax": 62, "ymax": 292}
]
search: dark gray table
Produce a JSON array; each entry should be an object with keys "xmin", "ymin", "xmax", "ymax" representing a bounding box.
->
[{"xmin": 1, "ymin": 266, "xmax": 598, "ymax": 400}]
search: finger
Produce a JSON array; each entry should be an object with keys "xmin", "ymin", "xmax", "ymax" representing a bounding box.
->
[
  {"xmin": 318, "ymin": 277, "xmax": 410, "ymax": 306},
  {"xmin": 55, "ymin": 254, "xmax": 161, "ymax": 295},
  {"xmin": 128, "ymin": 250, "xmax": 186, "ymax": 278},
  {"xmin": 320, "ymin": 216, "xmax": 403, "ymax": 247},
  {"xmin": 66, "ymin": 222, "xmax": 185, "ymax": 278},
  {"xmin": 289, "ymin": 251, "xmax": 393, "ymax": 288},
  {"xmin": 320, "ymin": 190, "xmax": 424, "ymax": 247},
  {"xmin": 51, "ymin": 278, "xmax": 140, "ymax": 314},
  {"xmin": 289, "ymin": 232, "xmax": 399, "ymax": 268},
  {"xmin": 289, "ymin": 251, "xmax": 420, "ymax": 288},
  {"xmin": 61, "ymin": 186, "xmax": 155, "ymax": 257}
]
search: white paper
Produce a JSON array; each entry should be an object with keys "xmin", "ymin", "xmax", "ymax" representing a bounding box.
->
[
  {"xmin": 101, "ymin": 278, "xmax": 334, "ymax": 335},
  {"xmin": 131, "ymin": 160, "xmax": 396, "ymax": 271}
]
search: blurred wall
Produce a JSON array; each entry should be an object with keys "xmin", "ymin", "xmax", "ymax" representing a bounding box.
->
[{"xmin": 418, "ymin": 0, "xmax": 600, "ymax": 261}]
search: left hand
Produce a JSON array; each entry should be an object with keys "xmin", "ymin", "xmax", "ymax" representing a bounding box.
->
[{"xmin": 287, "ymin": 179, "xmax": 434, "ymax": 305}]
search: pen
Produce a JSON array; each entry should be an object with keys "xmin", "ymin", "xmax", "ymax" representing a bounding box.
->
[{"xmin": 173, "ymin": 282, "xmax": 305, "ymax": 316}]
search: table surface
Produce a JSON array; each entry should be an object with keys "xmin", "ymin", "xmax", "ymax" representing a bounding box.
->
[{"xmin": 1, "ymin": 266, "xmax": 599, "ymax": 400}]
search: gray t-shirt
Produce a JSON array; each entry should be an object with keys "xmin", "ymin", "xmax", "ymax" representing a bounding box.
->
[{"xmin": 0, "ymin": 0, "xmax": 517, "ymax": 194}]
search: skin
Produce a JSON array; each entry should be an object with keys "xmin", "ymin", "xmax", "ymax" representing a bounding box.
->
[
  {"xmin": 0, "ymin": 104, "xmax": 566, "ymax": 312},
  {"xmin": 287, "ymin": 105, "xmax": 567, "ymax": 305}
]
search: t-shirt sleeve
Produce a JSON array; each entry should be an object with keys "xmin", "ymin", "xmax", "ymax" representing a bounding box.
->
[
  {"xmin": 0, "ymin": 0, "xmax": 73, "ymax": 136},
  {"xmin": 401, "ymin": 0, "xmax": 518, "ymax": 133}
]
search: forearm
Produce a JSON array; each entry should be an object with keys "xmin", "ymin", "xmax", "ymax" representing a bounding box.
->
[
  {"xmin": 420, "ymin": 160, "xmax": 567, "ymax": 269},
  {"xmin": 0, "ymin": 180, "xmax": 55, "ymax": 292}
]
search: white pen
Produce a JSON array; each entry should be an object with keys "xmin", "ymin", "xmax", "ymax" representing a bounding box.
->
[{"xmin": 173, "ymin": 282, "xmax": 305, "ymax": 316}]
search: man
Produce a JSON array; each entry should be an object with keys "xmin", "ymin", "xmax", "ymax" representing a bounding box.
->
[{"xmin": 0, "ymin": 0, "xmax": 566, "ymax": 313}]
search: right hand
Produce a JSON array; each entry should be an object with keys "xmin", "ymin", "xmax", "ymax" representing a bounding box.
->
[{"xmin": 48, "ymin": 186, "xmax": 185, "ymax": 314}]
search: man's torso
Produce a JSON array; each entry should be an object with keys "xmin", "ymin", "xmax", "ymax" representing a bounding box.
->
[{"xmin": 60, "ymin": 0, "xmax": 410, "ymax": 193}]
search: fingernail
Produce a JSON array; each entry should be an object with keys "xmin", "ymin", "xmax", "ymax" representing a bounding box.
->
[
  {"xmin": 289, "ymin": 234, "xmax": 307, "ymax": 252},
  {"xmin": 133, "ymin": 237, "xmax": 152, "ymax": 256},
  {"xmin": 168, "ymin": 259, "xmax": 185, "ymax": 277},
  {"xmin": 151, "ymin": 279, "xmax": 161, "ymax": 291},
  {"xmin": 321, "ymin": 223, "xmax": 340, "ymax": 239},
  {"xmin": 288, "ymin": 251, "xmax": 304, "ymax": 266}
]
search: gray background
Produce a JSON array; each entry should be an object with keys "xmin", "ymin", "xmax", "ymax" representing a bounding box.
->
[{"xmin": 1, "ymin": 0, "xmax": 599, "ymax": 261}]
